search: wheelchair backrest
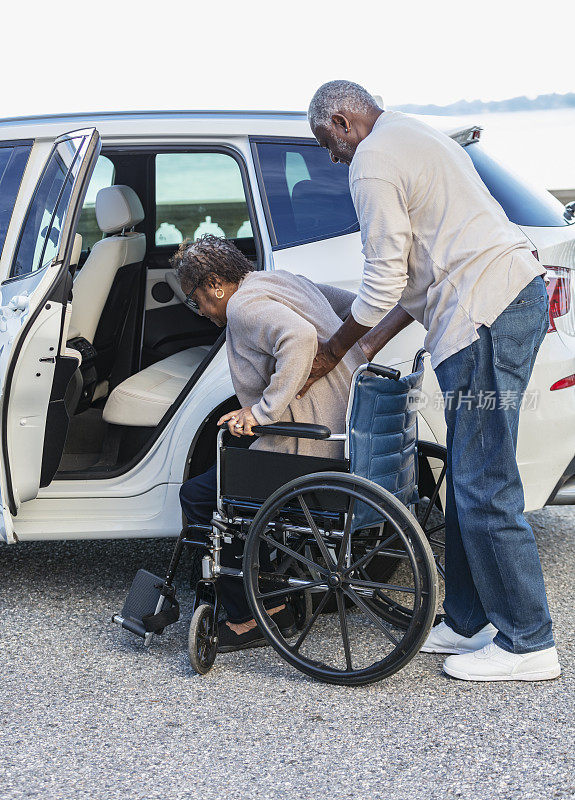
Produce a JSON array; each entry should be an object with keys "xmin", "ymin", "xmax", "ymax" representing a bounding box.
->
[{"xmin": 348, "ymin": 362, "xmax": 424, "ymax": 517}]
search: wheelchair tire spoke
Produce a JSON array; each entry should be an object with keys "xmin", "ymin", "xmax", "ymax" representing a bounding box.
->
[
  {"xmin": 336, "ymin": 590, "xmax": 353, "ymax": 671},
  {"xmin": 346, "ymin": 577, "xmax": 417, "ymax": 595},
  {"xmin": 276, "ymin": 538, "xmax": 308, "ymax": 574},
  {"xmin": 291, "ymin": 589, "xmax": 333, "ymax": 652},
  {"xmin": 428, "ymin": 535, "xmax": 445, "ymax": 547},
  {"xmin": 435, "ymin": 559, "xmax": 446, "ymax": 580},
  {"xmin": 260, "ymin": 533, "xmax": 329, "ymax": 576},
  {"xmin": 298, "ymin": 495, "xmax": 336, "ymax": 568},
  {"xmin": 336, "ymin": 497, "xmax": 355, "ymax": 570},
  {"xmin": 359, "ymin": 566, "xmax": 410, "ymax": 612},
  {"xmin": 255, "ymin": 580, "xmax": 325, "ymax": 602},
  {"xmin": 342, "ymin": 585, "xmax": 400, "ymax": 646},
  {"xmin": 343, "ymin": 532, "xmax": 401, "ymax": 575},
  {"xmin": 367, "ymin": 549, "xmax": 409, "ymax": 559}
]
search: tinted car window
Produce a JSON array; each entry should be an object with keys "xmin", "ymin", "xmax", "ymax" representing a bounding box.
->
[
  {"xmin": 466, "ymin": 143, "xmax": 569, "ymax": 227},
  {"xmin": 253, "ymin": 140, "xmax": 359, "ymax": 248},
  {"xmin": 0, "ymin": 141, "xmax": 32, "ymax": 257},
  {"xmin": 12, "ymin": 133, "xmax": 91, "ymax": 277}
]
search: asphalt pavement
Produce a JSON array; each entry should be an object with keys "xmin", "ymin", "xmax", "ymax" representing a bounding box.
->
[{"xmin": 0, "ymin": 505, "xmax": 573, "ymax": 800}]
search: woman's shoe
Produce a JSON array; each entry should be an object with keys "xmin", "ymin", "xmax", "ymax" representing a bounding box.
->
[
  {"xmin": 217, "ymin": 623, "xmax": 267, "ymax": 653},
  {"xmin": 268, "ymin": 606, "xmax": 297, "ymax": 638},
  {"xmin": 216, "ymin": 607, "xmax": 297, "ymax": 652}
]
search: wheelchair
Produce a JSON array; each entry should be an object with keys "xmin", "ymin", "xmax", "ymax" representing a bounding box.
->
[{"xmin": 113, "ymin": 350, "xmax": 448, "ymax": 686}]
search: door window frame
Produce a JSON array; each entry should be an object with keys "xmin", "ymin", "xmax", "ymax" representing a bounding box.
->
[
  {"xmin": 5, "ymin": 131, "xmax": 96, "ymax": 285},
  {"xmin": 101, "ymin": 143, "xmax": 263, "ymax": 268},
  {"xmin": 54, "ymin": 142, "xmax": 262, "ymax": 483},
  {"xmin": 250, "ymin": 135, "xmax": 360, "ymax": 250},
  {"xmin": 0, "ymin": 138, "xmax": 33, "ymax": 259}
]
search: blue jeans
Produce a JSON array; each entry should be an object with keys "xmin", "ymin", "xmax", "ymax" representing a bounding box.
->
[{"xmin": 434, "ymin": 275, "xmax": 554, "ymax": 654}]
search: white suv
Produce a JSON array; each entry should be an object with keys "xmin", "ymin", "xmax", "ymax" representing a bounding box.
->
[{"xmin": 0, "ymin": 110, "xmax": 573, "ymax": 544}]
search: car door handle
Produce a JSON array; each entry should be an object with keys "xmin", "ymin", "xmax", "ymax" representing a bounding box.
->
[{"xmin": 8, "ymin": 295, "xmax": 30, "ymax": 313}]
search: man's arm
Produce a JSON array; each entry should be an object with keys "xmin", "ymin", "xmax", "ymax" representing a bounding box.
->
[
  {"xmin": 297, "ymin": 304, "xmax": 414, "ymax": 398},
  {"xmin": 358, "ymin": 303, "xmax": 415, "ymax": 361},
  {"xmin": 298, "ymin": 176, "xmax": 412, "ymax": 397}
]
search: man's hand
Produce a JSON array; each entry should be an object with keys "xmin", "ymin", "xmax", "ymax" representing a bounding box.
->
[
  {"xmin": 218, "ymin": 407, "xmax": 258, "ymax": 437},
  {"xmin": 297, "ymin": 339, "xmax": 341, "ymax": 399},
  {"xmin": 298, "ymin": 315, "xmax": 371, "ymax": 398}
]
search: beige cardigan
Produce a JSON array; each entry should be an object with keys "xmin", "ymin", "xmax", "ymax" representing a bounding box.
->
[{"xmin": 225, "ymin": 271, "xmax": 365, "ymax": 458}]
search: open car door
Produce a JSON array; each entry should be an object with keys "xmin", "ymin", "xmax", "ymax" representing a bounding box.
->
[{"xmin": 0, "ymin": 128, "xmax": 100, "ymax": 542}]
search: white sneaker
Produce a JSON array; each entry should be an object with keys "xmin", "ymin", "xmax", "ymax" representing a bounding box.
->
[
  {"xmin": 420, "ymin": 620, "xmax": 497, "ymax": 654},
  {"xmin": 443, "ymin": 642, "xmax": 561, "ymax": 682}
]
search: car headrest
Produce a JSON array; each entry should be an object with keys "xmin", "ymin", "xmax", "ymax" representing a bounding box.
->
[{"xmin": 95, "ymin": 185, "xmax": 144, "ymax": 234}]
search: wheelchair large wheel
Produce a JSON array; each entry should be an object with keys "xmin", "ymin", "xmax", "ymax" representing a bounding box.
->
[{"xmin": 243, "ymin": 472, "xmax": 438, "ymax": 686}]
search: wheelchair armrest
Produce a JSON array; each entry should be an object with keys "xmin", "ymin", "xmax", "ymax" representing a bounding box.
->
[{"xmin": 251, "ymin": 422, "xmax": 332, "ymax": 440}]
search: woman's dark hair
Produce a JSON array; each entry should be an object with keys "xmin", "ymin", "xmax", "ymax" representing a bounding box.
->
[{"xmin": 171, "ymin": 234, "xmax": 254, "ymax": 288}]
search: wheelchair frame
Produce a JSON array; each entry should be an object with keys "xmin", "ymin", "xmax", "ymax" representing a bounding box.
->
[{"xmin": 113, "ymin": 351, "xmax": 448, "ymax": 685}]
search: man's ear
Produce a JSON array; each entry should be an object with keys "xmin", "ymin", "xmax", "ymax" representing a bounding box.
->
[{"xmin": 331, "ymin": 113, "xmax": 351, "ymax": 134}]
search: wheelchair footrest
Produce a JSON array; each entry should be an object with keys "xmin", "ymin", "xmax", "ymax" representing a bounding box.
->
[{"xmin": 112, "ymin": 569, "xmax": 179, "ymax": 638}]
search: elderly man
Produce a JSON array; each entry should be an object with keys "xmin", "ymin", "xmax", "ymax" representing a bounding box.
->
[{"xmin": 300, "ymin": 80, "xmax": 560, "ymax": 682}]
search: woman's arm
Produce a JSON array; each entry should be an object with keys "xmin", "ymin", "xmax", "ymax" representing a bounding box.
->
[{"xmin": 314, "ymin": 282, "xmax": 357, "ymax": 321}]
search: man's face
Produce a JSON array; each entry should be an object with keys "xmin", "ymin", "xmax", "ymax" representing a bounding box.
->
[{"xmin": 313, "ymin": 121, "xmax": 358, "ymax": 166}]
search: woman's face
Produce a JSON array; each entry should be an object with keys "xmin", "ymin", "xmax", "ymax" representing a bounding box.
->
[{"xmin": 181, "ymin": 277, "xmax": 234, "ymax": 327}]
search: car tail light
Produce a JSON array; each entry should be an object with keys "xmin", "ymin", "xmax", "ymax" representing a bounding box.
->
[
  {"xmin": 550, "ymin": 374, "xmax": 575, "ymax": 391},
  {"xmin": 545, "ymin": 267, "xmax": 571, "ymax": 333}
]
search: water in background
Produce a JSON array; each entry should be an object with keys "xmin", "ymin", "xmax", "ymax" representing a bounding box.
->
[{"xmin": 437, "ymin": 108, "xmax": 575, "ymax": 190}]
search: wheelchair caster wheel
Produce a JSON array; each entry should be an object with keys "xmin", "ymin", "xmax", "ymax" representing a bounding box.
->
[{"xmin": 188, "ymin": 604, "xmax": 218, "ymax": 674}]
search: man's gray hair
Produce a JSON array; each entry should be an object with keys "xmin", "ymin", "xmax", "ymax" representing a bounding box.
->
[{"xmin": 308, "ymin": 80, "xmax": 381, "ymax": 130}]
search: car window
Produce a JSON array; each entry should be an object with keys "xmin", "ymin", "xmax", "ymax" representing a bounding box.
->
[
  {"xmin": 466, "ymin": 143, "xmax": 570, "ymax": 227},
  {"xmin": 76, "ymin": 155, "xmax": 115, "ymax": 250},
  {"xmin": 155, "ymin": 152, "xmax": 253, "ymax": 246},
  {"xmin": 11, "ymin": 133, "xmax": 91, "ymax": 278},
  {"xmin": 252, "ymin": 139, "xmax": 359, "ymax": 249},
  {"xmin": 0, "ymin": 141, "xmax": 32, "ymax": 258}
]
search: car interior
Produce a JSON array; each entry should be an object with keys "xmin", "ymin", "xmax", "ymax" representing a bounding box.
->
[{"xmin": 55, "ymin": 148, "xmax": 258, "ymax": 479}]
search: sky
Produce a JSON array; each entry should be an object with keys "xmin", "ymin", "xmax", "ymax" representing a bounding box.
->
[{"xmin": 2, "ymin": 1, "xmax": 574, "ymax": 117}]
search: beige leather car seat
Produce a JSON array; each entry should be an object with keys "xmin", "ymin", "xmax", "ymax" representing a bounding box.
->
[
  {"xmin": 68, "ymin": 185, "xmax": 146, "ymax": 343},
  {"xmin": 103, "ymin": 345, "xmax": 212, "ymax": 427}
]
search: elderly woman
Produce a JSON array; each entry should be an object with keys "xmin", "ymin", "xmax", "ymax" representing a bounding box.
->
[{"xmin": 173, "ymin": 234, "xmax": 365, "ymax": 652}]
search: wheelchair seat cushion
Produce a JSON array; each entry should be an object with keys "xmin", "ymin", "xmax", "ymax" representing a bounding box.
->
[{"xmin": 349, "ymin": 365, "xmax": 424, "ymax": 529}]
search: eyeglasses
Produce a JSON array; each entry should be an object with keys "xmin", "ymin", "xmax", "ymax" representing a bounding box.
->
[{"xmin": 184, "ymin": 282, "xmax": 200, "ymax": 311}]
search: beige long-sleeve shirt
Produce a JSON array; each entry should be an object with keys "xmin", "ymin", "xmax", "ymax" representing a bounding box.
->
[
  {"xmin": 225, "ymin": 271, "xmax": 364, "ymax": 457},
  {"xmin": 349, "ymin": 111, "xmax": 546, "ymax": 368}
]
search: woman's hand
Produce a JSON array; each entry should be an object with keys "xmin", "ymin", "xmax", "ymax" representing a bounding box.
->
[{"xmin": 217, "ymin": 407, "xmax": 258, "ymax": 437}]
